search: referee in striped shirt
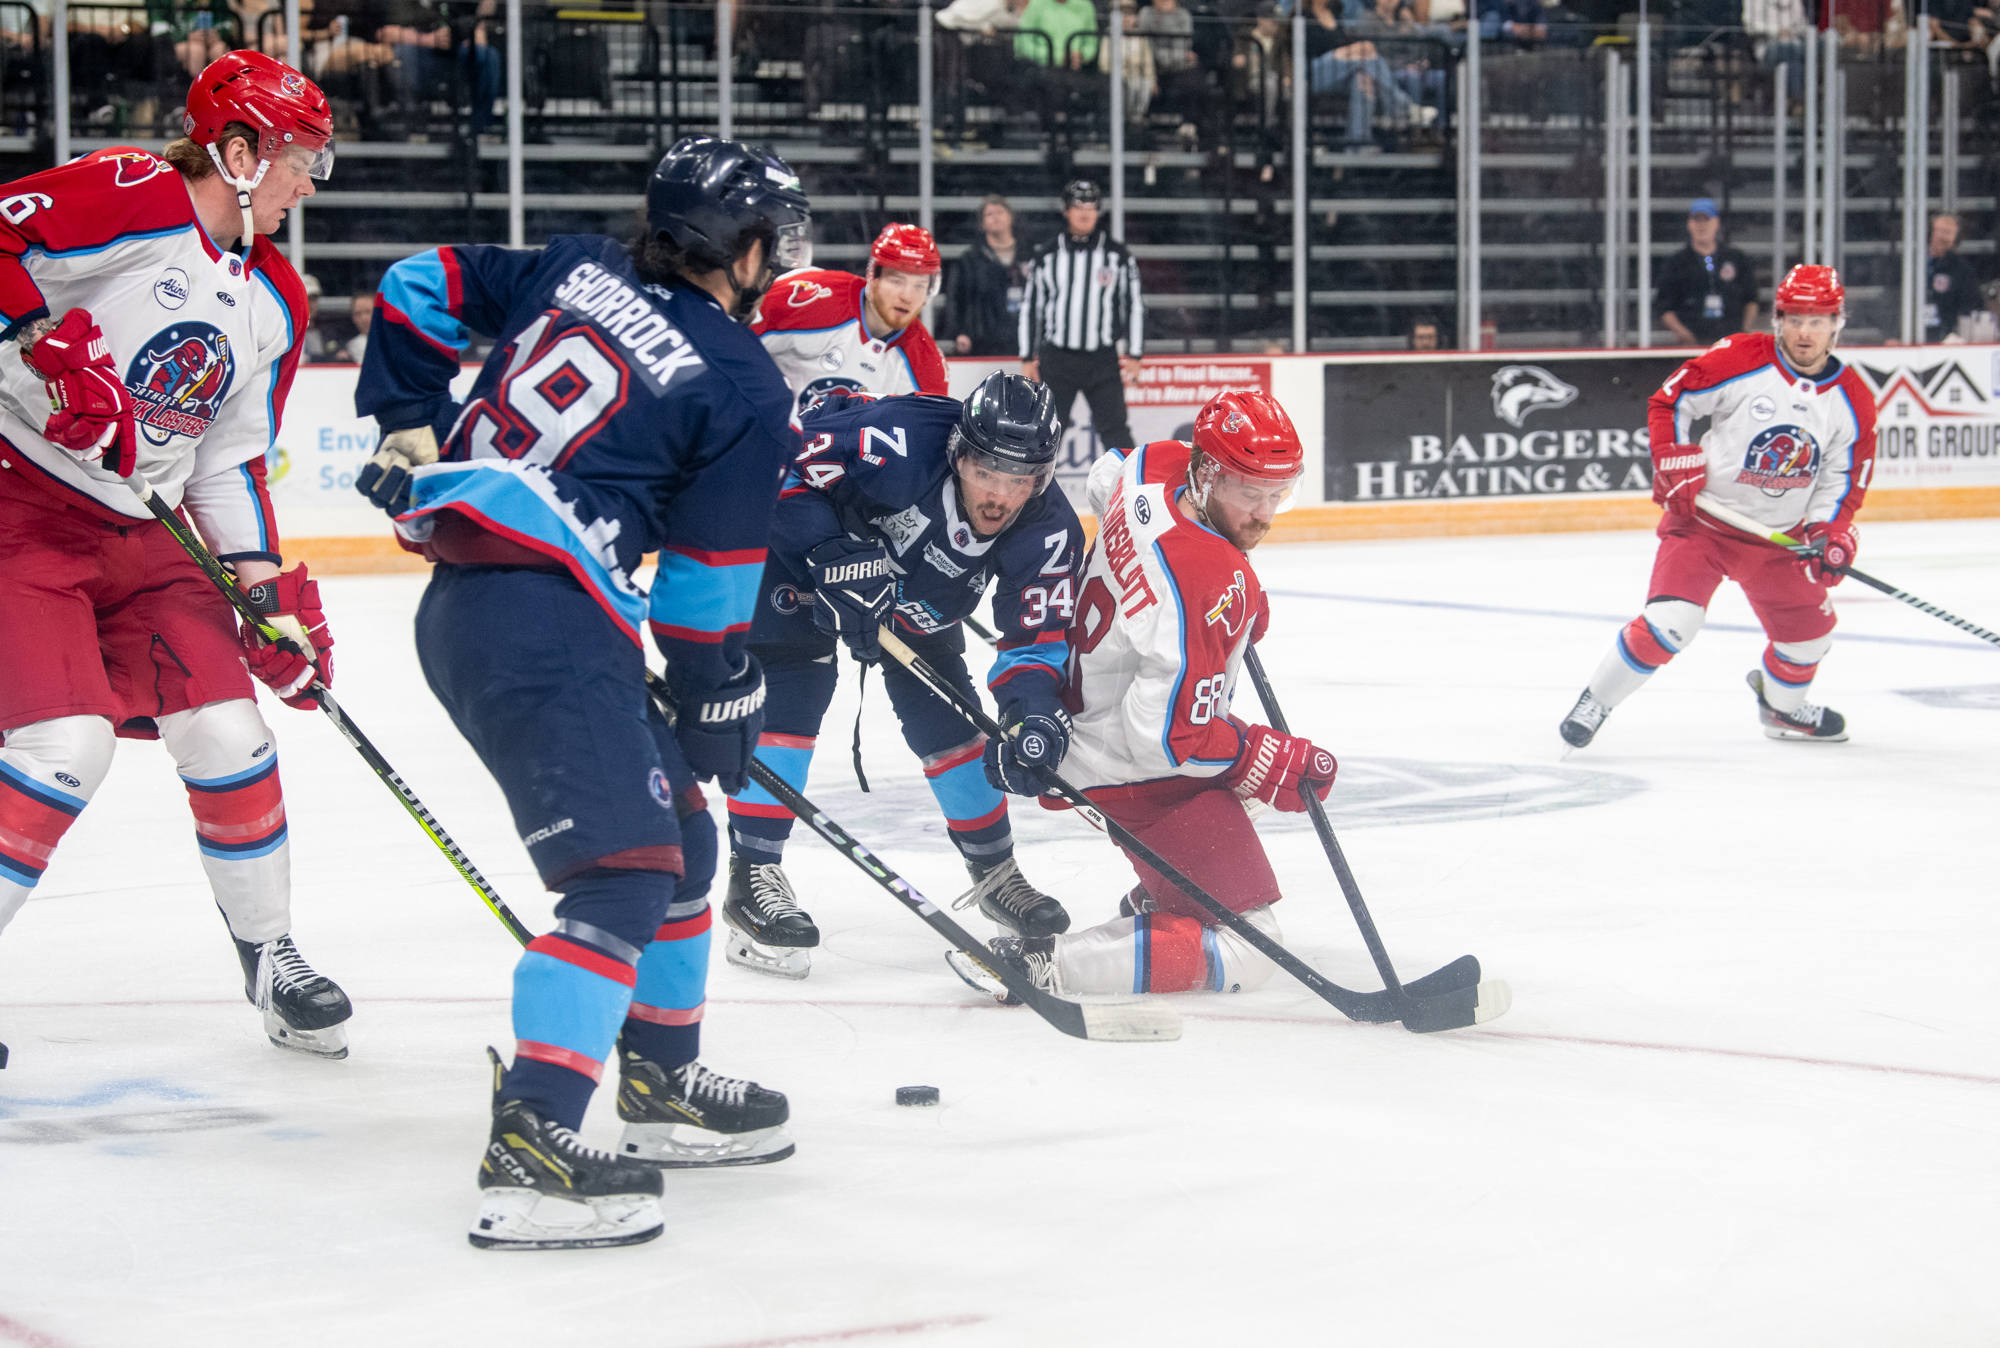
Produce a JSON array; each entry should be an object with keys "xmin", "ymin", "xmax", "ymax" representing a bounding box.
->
[{"xmin": 1019, "ymin": 180, "xmax": 1142, "ymax": 451}]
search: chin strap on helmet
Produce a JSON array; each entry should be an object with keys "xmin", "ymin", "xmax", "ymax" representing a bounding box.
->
[{"xmin": 205, "ymin": 142, "xmax": 271, "ymax": 251}]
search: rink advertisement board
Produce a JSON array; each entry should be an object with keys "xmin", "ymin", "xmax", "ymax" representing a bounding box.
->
[
  {"xmin": 1850, "ymin": 347, "xmax": 2000, "ymax": 488},
  {"xmin": 1321, "ymin": 353, "xmax": 1683, "ymax": 503}
]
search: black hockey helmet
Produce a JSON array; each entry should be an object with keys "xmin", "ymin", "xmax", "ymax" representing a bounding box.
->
[
  {"xmin": 950, "ymin": 371, "xmax": 1061, "ymax": 495},
  {"xmin": 646, "ymin": 136, "xmax": 812, "ymax": 276},
  {"xmin": 1061, "ymin": 179, "xmax": 1103, "ymax": 208}
]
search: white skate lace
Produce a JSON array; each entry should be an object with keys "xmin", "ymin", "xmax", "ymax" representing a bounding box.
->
[
  {"xmin": 1788, "ymin": 703, "xmax": 1827, "ymax": 728},
  {"xmin": 748, "ymin": 866, "xmax": 805, "ymax": 919},
  {"xmin": 544, "ymin": 1122, "xmax": 620, "ymax": 1164},
  {"xmin": 677, "ymin": 1062, "xmax": 750, "ymax": 1107},
  {"xmin": 265, "ymin": 937, "xmax": 324, "ymax": 995},
  {"xmin": 956, "ymin": 859, "xmax": 1042, "ymax": 918},
  {"xmin": 1567, "ymin": 693, "xmax": 1610, "ymax": 731}
]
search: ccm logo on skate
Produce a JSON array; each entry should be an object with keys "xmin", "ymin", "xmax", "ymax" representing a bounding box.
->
[
  {"xmin": 820, "ymin": 559, "xmax": 889, "ymax": 584},
  {"xmin": 700, "ymin": 687, "xmax": 768, "ymax": 723},
  {"xmin": 522, "ymin": 817, "xmax": 575, "ymax": 848}
]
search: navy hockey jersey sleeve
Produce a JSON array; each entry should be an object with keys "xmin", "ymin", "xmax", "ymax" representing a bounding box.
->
[
  {"xmin": 986, "ymin": 491, "xmax": 1082, "ymax": 705},
  {"xmin": 768, "ymin": 391, "xmax": 963, "ymax": 575},
  {"xmin": 358, "ymin": 244, "xmax": 548, "ymax": 432}
]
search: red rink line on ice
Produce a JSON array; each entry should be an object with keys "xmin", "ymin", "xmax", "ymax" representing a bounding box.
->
[
  {"xmin": 5, "ymin": 995, "xmax": 1995, "ymax": 1088},
  {"xmin": 0, "ymin": 1313, "xmax": 83, "ymax": 1348},
  {"xmin": 688, "ymin": 1313, "xmax": 986, "ymax": 1348}
]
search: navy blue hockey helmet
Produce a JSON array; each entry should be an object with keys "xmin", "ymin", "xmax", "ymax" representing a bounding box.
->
[
  {"xmin": 951, "ymin": 371, "xmax": 1061, "ymax": 495},
  {"xmin": 646, "ymin": 136, "xmax": 812, "ymax": 276}
]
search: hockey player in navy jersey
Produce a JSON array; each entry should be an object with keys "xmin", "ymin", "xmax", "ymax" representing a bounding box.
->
[
  {"xmin": 354, "ymin": 137, "xmax": 810, "ymax": 1251},
  {"xmin": 719, "ymin": 373, "xmax": 1082, "ymax": 978}
]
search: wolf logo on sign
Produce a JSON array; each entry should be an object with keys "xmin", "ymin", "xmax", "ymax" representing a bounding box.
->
[{"xmin": 125, "ymin": 322, "xmax": 234, "ymax": 446}]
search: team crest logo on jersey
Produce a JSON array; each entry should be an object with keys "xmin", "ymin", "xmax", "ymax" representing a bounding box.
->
[
  {"xmin": 799, "ymin": 376, "xmax": 865, "ymax": 413},
  {"xmin": 647, "ymin": 767, "xmax": 672, "ymax": 807},
  {"xmin": 105, "ymin": 150, "xmax": 173, "ymax": 188},
  {"xmin": 770, "ymin": 583, "xmax": 802, "ymax": 615},
  {"xmin": 1204, "ymin": 570, "xmax": 1250, "ymax": 635},
  {"xmin": 1491, "ymin": 365, "xmax": 1580, "ymax": 428},
  {"xmin": 1737, "ymin": 425, "xmax": 1820, "ymax": 494},
  {"xmin": 125, "ymin": 322, "xmax": 234, "ymax": 445},
  {"xmin": 787, "ymin": 278, "xmax": 833, "ymax": 308}
]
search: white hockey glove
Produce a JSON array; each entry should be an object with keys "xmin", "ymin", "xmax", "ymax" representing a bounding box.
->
[{"xmin": 356, "ymin": 425, "xmax": 440, "ymax": 514}]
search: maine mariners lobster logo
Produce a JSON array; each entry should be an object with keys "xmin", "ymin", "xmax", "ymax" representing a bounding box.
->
[
  {"xmin": 126, "ymin": 322, "xmax": 234, "ymax": 445},
  {"xmin": 1737, "ymin": 424, "xmax": 1820, "ymax": 494}
]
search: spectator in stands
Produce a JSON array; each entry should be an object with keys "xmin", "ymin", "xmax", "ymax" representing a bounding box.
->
[
  {"xmin": 937, "ymin": 0, "xmax": 1025, "ymax": 31},
  {"xmin": 1655, "ymin": 198, "xmax": 1759, "ymax": 347},
  {"xmin": 172, "ymin": 0, "xmax": 244, "ymax": 75},
  {"xmin": 1928, "ymin": 0, "xmax": 1994, "ymax": 47},
  {"xmin": 1478, "ymin": 0, "xmax": 1574, "ymax": 47},
  {"xmin": 1020, "ymin": 181, "xmax": 1142, "ymax": 453},
  {"xmin": 377, "ymin": 0, "xmax": 502, "ymax": 136},
  {"xmin": 1831, "ymin": 0, "xmax": 1894, "ymax": 50},
  {"xmin": 1411, "ymin": 315, "xmax": 1440, "ymax": 349},
  {"xmin": 1744, "ymin": 0, "xmax": 1810, "ymax": 69},
  {"xmin": 1962, "ymin": 278, "xmax": 2000, "ymax": 343},
  {"xmin": 1104, "ymin": 0, "xmax": 1160, "ymax": 121},
  {"xmin": 1017, "ymin": 0, "xmax": 1099, "ymax": 67},
  {"xmin": 1924, "ymin": 213, "xmax": 1983, "ymax": 343},
  {"xmin": 346, "ymin": 292, "xmax": 374, "ymax": 364},
  {"xmin": 300, "ymin": 274, "xmax": 345, "ymax": 364},
  {"xmin": 1232, "ymin": 3, "xmax": 1290, "ymax": 132},
  {"xmin": 1305, "ymin": 0, "xmax": 1428, "ymax": 146},
  {"xmin": 947, "ymin": 195, "xmax": 1032, "ymax": 356},
  {"xmin": 1141, "ymin": 0, "xmax": 1206, "ymax": 147}
]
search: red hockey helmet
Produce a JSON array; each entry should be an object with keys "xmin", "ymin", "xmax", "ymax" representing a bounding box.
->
[
  {"xmin": 186, "ymin": 51, "xmax": 335, "ymax": 182},
  {"xmin": 1774, "ymin": 264, "xmax": 1844, "ymax": 317},
  {"xmin": 870, "ymin": 222, "xmax": 941, "ymax": 276},
  {"xmin": 1192, "ymin": 390, "xmax": 1304, "ymax": 482}
]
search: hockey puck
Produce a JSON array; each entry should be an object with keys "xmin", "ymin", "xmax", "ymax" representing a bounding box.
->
[{"xmin": 895, "ymin": 1085, "xmax": 940, "ymax": 1107}]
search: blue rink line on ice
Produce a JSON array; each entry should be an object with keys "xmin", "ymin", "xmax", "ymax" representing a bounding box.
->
[{"xmin": 1267, "ymin": 589, "xmax": 1999, "ymax": 653}]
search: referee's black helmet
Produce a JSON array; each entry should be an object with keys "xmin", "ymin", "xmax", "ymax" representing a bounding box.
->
[{"xmin": 1061, "ymin": 180, "xmax": 1103, "ymax": 208}]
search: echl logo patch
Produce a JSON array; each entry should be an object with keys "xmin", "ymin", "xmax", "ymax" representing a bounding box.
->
[
  {"xmin": 1737, "ymin": 425, "xmax": 1820, "ymax": 495},
  {"xmin": 125, "ymin": 322, "xmax": 234, "ymax": 446},
  {"xmin": 787, "ymin": 278, "xmax": 833, "ymax": 307},
  {"xmin": 1204, "ymin": 570, "xmax": 1250, "ymax": 635}
]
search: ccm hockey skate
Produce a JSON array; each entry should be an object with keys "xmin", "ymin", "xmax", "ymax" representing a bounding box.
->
[
  {"xmin": 470, "ymin": 1048, "xmax": 664, "ymax": 1251},
  {"xmin": 946, "ymin": 935, "xmax": 1059, "ymax": 1007},
  {"xmin": 1747, "ymin": 670, "xmax": 1848, "ymax": 741},
  {"xmin": 614, "ymin": 1042, "xmax": 794, "ymax": 1168},
  {"xmin": 1559, "ymin": 690, "xmax": 1613, "ymax": 748},
  {"xmin": 954, "ymin": 856, "xmax": 1070, "ymax": 937},
  {"xmin": 722, "ymin": 855, "xmax": 817, "ymax": 979},
  {"xmin": 234, "ymin": 933, "xmax": 352, "ymax": 1059}
]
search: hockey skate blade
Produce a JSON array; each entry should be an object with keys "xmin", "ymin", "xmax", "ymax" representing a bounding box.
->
[
  {"xmin": 265, "ymin": 1017, "xmax": 349, "ymax": 1060},
  {"xmin": 1074, "ymin": 998, "xmax": 1182, "ymax": 1042},
  {"xmin": 468, "ymin": 1187, "xmax": 664, "ymax": 1251},
  {"xmin": 1762, "ymin": 725, "xmax": 1849, "ymax": 743},
  {"xmin": 619, "ymin": 1121, "xmax": 795, "ymax": 1169},
  {"xmin": 724, "ymin": 930, "xmax": 812, "ymax": 981},
  {"xmin": 1398, "ymin": 978, "xmax": 1512, "ymax": 1034}
]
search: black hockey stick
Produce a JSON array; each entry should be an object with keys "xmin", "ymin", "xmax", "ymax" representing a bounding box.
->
[
  {"xmin": 1696, "ymin": 493, "xmax": 2000, "ymax": 647},
  {"xmin": 1242, "ymin": 644, "xmax": 1491, "ymax": 1013},
  {"xmin": 878, "ymin": 629, "xmax": 1507, "ymax": 1032},
  {"xmin": 127, "ymin": 480, "xmax": 534, "ymax": 948},
  {"xmin": 641, "ymin": 670, "xmax": 1178, "ymax": 1043}
]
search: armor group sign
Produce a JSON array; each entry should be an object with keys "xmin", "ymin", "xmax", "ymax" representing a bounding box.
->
[
  {"xmin": 1855, "ymin": 347, "xmax": 2000, "ymax": 487},
  {"xmin": 1322, "ymin": 352, "xmax": 1684, "ymax": 503}
]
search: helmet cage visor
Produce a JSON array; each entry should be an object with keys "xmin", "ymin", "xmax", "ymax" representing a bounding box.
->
[
  {"xmin": 1193, "ymin": 454, "xmax": 1303, "ymax": 514},
  {"xmin": 949, "ymin": 430, "xmax": 1056, "ymax": 496},
  {"xmin": 769, "ymin": 219, "xmax": 811, "ymax": 272}
]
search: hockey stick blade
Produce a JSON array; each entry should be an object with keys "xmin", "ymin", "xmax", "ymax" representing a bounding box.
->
[{"xmin": 643, "ymin": 672, "xmax": 1178, "ymax": 1044}]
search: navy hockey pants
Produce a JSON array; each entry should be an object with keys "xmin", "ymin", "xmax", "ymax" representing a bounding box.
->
[
  {"xmin": 417, "ymin": 564, "xmax": 717, "ymax": 1128},
  {"xmin": 724, "ymin": 618, "xmax": 1011, "ymax": 868}
]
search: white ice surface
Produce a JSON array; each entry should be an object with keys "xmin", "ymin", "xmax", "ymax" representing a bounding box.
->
[{"xmin": 3, "ymin": 522, "xmax": 1997, "ymax": 1348}]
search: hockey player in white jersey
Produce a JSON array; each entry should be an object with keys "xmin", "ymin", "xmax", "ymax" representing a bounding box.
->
[
  {"xmin": 0, "ymin": 51, "xmax": 351, "ymax": 1057},
  {"xmin": 751, "ymin": 222, "xmax": 949, "ymax": 416},
  {"xmin": 1559, "ymin": 264, "xmax": 1879, "ymax": 748},
  {"xmin": 951, "ymin": 390, "xmax": 1339, "ymax": 1002}
]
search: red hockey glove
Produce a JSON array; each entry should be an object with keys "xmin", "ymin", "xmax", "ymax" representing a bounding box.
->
[
  {"xmin": 1250, "ymin": 590, "xmax": 1271, "ymax": 645},
  {"xmin": 1650, "ymin": 442, "xmax": 1706, "ymax": 519},
  {"xmin": 1798, "ymin": 519, "xmax": 1858, "ymax": 587},
  {"xmin": 22, "ymin": 309, "xmax": 137, "ymax": 476},
  {"xmin": 237, "ymin": 565, "xmax": 334, "ymax": 710},
  {"xmin": 1223, "ymin": 724, "xmax": 1337, "ymax": 814}
]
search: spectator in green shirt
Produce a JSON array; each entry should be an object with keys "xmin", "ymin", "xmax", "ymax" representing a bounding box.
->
[{"xmin": 1017, "ymin": 0, "xmax": 1100, "ymax": 66}]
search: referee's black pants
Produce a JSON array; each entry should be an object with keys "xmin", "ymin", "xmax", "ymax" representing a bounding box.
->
[{"xmin": 1037, "ymin": 344, "xmax": 1133, "ymax": 451}]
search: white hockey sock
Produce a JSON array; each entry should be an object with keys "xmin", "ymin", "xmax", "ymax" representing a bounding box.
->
[
  {"xmin": 1052, "ymin": 904, "xmax": 1283, "ymax": 995},
  {"xmin": 1588, "ymin": 599, "xmax": 1708, "ymax": 709},
  {"xmin": 1759, "ymin": 635, "xmax": 1833, "ymax": 715},
  {"xmin": 0, "ymin": 716, "xmax": 116, "ymax": 934},
  {"xmin": 160, "ymin": 700, "xmax": 292, "ymax": 944}
]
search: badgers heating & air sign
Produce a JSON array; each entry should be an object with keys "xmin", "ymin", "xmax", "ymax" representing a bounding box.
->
[{"xmin": 1323, "ymin": 353, "xmax": 1683, "ymax": 502}]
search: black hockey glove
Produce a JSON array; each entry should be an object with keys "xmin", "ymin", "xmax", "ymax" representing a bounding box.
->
[
  {"xmin": 806, "ymin": 533, "xmax": 895, "ymax": 664},
  {"xmin": 983, "ymin": 693, "xmax": 1073, "ymax": 796},
  {"xmin": 674, "ymin": 654, "xmax": 767, "ymax": 797}
]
